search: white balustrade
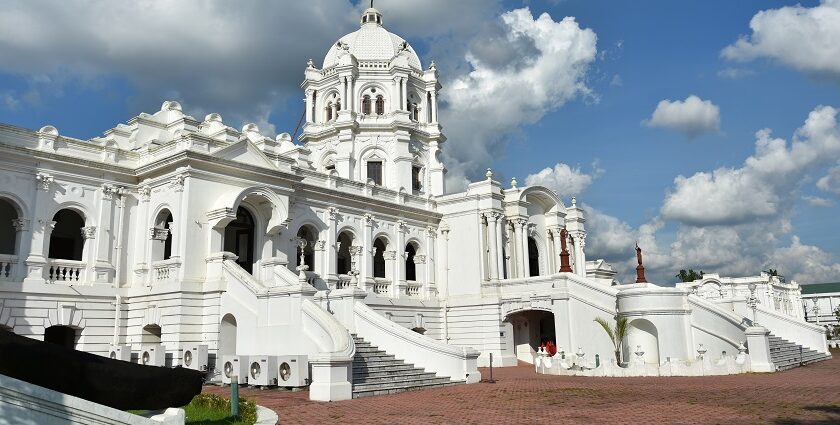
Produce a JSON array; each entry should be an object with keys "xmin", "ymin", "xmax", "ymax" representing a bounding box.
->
[
  {"xmin": 335, "ymin": 275, "xmax": 352, "ymax": 290},
  {"xmin": 405, "ymin": 283, "xmax": 421, "ymax": 297},
  {"xmin": 152, "ymin": 258, "xmax": 181, "ymax": 284},
  {"xmin": 373, "ymin": 279, "xmax": 391, "ymax": 295},
  {"xmin": 46, "ymin": 259, "xmax": 86, "ymax": 284},
  {"xmin": 0, "ymin": 254, "xmax": 17, "ymax": 281}
]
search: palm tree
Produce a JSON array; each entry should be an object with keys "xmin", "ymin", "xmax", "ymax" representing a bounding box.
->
[{"xmin": 594, "ymin": 316, "xmax": 629, "ymax": 365}]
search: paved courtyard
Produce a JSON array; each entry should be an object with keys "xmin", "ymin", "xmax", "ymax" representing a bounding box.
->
[{"xmin": 204, "ymin": 351, "xmax": 840, "ymax": 424}]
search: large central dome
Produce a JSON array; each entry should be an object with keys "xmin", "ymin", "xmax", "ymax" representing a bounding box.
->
[{"xmin": 322, "ymin": 7, "xmax": 422, "ymax": 70}]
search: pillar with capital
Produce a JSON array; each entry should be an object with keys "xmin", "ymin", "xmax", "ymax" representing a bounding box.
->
[
  {"xmin": 24, "ymin": 173, "xmax": 55, "ymax": 284},
  {"xmin": 362, "ymin": 214, "xmax": 374, "ymax": 288},
  {"xmin": 394, "ymin": 220, "xmax": 407, "ymax": 298},
  {"xmin": 515, "ymin": 218, "xmax": 530, "ymax": 278},
  {"xmin": 326, "ymin": 207, "xmax": 339, "ymax": 281},
  {"xmin": 571, "ymin": 231, "xmax": 587, "ymax": 277},
  {"xmin": 485, "ymin": 213, "xmax": 500, "ymax": 280},
  {"xmin": 438, "ymin": 224, "xmax": 450, "ymax": 299},
  {"xmin": 425, "ymin": 226, "xmax": 437, "ymax": 299}
]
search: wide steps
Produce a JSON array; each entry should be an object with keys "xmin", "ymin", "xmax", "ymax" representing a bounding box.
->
[
  {"xmin": 351, "ymin": 334, "xmax": 462, "ymax": 398},
  {"xmin": 767, "ymin": 333, "xmax": 831, "ymax": 371}
]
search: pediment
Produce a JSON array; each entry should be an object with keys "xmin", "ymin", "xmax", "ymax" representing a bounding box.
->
[{"xmin": 214, "ymin": 140, "xmax": 276, "ymax": 169}]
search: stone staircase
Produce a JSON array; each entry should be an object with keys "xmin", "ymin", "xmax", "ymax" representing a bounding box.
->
[
  {"xmin": 351, "ymin": 335, "xmax": 464, "ymax": 398},
  {"xmin": 768, "ymin": 334, "xmax": 831, "ymax": 371}
]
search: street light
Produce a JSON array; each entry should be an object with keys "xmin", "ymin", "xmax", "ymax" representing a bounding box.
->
[{"xmin": 747, "ymin": 282, "xmax": 758, "ymax": 326}]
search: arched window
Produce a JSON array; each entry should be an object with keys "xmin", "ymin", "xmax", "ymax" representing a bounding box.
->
[
  {"xmin": 362, "ymin": 95, "xmax": 372, "ymax": 115},
  {"xmin": 373, "ymin": 238, "xmax": 387, "ymax": 278},
  {"xmin": 336, "ymin": 100, "xmax": 341, "ymax": 112},
  {"xmin": 49, "ymin": 209, "xmax": 85, "ymax": 261},
  {"xmin": 405, "ymin": 243, "xmax": 417, "ymax": 281},
  {"xmin": 0, "ymin": 198, "xmax": 18, "ymax": 256},
  {"xmin": 528, "ymin": 237, "xmax": 540, "ymax": 277},
  {"xmin": 326, "ymin": 103, "xmax": 333, "ymax": 122},
  {"xmin": 375, "ymin": 95, "xmax": 385, "ymax": 115},
  {"xmin": 142, "ymin": 324, "xmax": 162, "ymax": 345},
  {"xmin": 296, "ymin": 226, "xmax": 316, "ymax": 270},
  {"xmin": 412, "ymin": 166, "xmax": 423, "ymax": 193},
  {"xmin": 44, "ymin": 325, "xmax": 76, "ymax": 349},
  {"xmin": 219, "ymin": 314, "xmax": 237, "ymax": 359},
  {"xmin": 336, "ymin": 232, "xmax": 353, "ymax": 275},
  {"xmin": 151, "ymin": 210, "xmax": 174, "ymax": 262},
  {"xmin": 223, "ymin": 207, "xmax": 256, "ymax": 274},
  {"xmin": 311, "ymin": 91, "xmax": 317, "ymax": 122}
]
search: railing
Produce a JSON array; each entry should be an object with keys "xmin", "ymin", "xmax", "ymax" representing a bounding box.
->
[
  {"xmin": 335, "ymin": 275, "xmax": 352, "ymax": 290},
  {"xmin": 151, "ymin": 258, "xmax": 181, "ymax": 284},
  {"xmin": 46, "ymin": 259, "xmax": 86, "ymax": 284},
  {"xmin": 373, "ymin": 279, "xmax": 391, "ymax": 295},
  {"xmin": 0, "ymin": 254, "xmax": 17, "ymax": 281},
  {"xmin": 405, "ymin": 282, "xmax": 421, "ymax": 297}
]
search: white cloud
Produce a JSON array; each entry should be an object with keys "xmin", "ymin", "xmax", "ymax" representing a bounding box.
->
[
  {"xmin": 644, "ymin": 95, "xmax": 721, "ymax": 138},
  {"xmin": 717, "ymin": 68, "xmax": 755, "ymax": 79},
  {"xmin": 804, "ymin": 195, "xmax": 834, "ymax": 207},
  {"xmin": 661, "ymin": 106, "xmax": 840, "ymax": 226},
  {"xmin": 817, "ymin": 163, "xmax": 840, "ymax": 195},
  {"xmin": 441, "ymin": 8, "xmax": 598, "ymax": 191},
  {"xmin": 525, "ymin": 162, "xmax": 602, "ymax": 198},
  {"xmin": 766, "ymin": 236, "xmax": 840, "ymax": 283},
  {"xmin": 722, "ymin": 0, "xmax": 840, "ymax": 82},
  {"xmin": 1, "ymin": 93, "xmax": 19, "ymax": 111}
]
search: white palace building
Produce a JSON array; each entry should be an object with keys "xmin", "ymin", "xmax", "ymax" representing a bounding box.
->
[{"xmin": 0, "ymin": 6, "xmax": 830, "ymax": 401}]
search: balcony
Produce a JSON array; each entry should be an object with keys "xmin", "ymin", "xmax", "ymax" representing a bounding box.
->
[
  {"xmin": 46, "ymin": 259, "xmax": 86, "ymax": 284},
  {"xmin": 0, "ymin": 254, "xmax": 17, "ymax": 281},
  {"xmin": 152, "ymin": 258, "xmax": 182, "ymax": 284}
]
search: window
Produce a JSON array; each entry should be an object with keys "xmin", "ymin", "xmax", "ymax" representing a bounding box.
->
[
  {"xmin": 362, "ymin": 95, "xmax": 371, "ymax": 115},
  {"xmin": 412, "ymin": 166, "xmax": 422, "ymax": 192},
  {"xmin": 528, "ymin": 237, "xmax": 540, "ymax": 277},
  {"xmin": 326, "ymin": 104, "xmax": 333, "ymax": 121},
  {"xmin": 412, "ymin": 104, "xmax": 419, "ymax": 121},
  {"xmin": 373, "ymin": 238, "xmax": 386, "ymax": 278},
  {"xmin": 367, "ymin": 161, "xmax": 383, "ymax": 186},
  {"xmin": 49, "ymin": 209, "xmax": 85, "ymax": 261},
  {"xmin": 375, "ymin": 96, "xmax": 385, "ymax": 115},
  {"xmin": 405, "ymin": 243, "xmax": 417, "ymax": 281}
]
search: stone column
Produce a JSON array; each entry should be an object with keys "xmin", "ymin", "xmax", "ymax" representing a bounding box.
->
[
  {"xmin": 439, "ymin": 224, "xmax": 450, "ymax": 299},
  {"xmin": 394, "ymin": 220, "xmax": 406, "ymax": 298},
  {"xmin": 341, "ymin": 77, "xmax": 348, "ymax": 112},
  {"xmin": 745, "ymin": 326, "xmax": 775, "ymax": 372},
  {"xmin": 425, "ymin": 226, "xmax": 437, "ymax": 299},
  {"xmin": 572, "ymin": 231, "xmax": 587, "ymax": 277},
  {"xmin": 550, "ymin": 227, "xmax": 563, "ymax": 273},
  {"xmin": 305, "ymin": 89, "xmax": 314, "ymax": 123},
  {"xmin": 430, "ymin": 91, "xmax": 438, "ymax": 123},
  {"xmin": 314, "ymin": 240, "xmax": 326, "ymax": 278},
  {"xmin": 401, "ymin": 78, "xmax": 408, "ymax": 111},
  {"xmin": 511, "ymin": 219, "xmax": 523, "ymax": 278},
  {"xmin": 81, "ymin": 225, "xmax": 97, "ymax": 283},
  {"xmin": 516, "ymin": 219, "xmax": 529, "ymax": 278},
  {"xmin": 12, "ymin": 219, "xmax": 29, "ymax": 281},
  {"xmin": 92, "ymin": 185, "xmax": 117, "ymax": 283},
  {"xmin": 24, "ymin": 172, "xmax": 54, "ymax": 284},
  {"xmin": 362, "ymin": 214, "xmax": 374, "ymax": 288},
  {"xmin": 485, "ymin": 213, "xmax": 499, "ymax": 280},
  {"xmin": 326, "ymin": 207, "xmax": 338, "ymax": 281},
  {"xmin": 496, "ymin": 218, "xmax": 505, "ymax": 279}
]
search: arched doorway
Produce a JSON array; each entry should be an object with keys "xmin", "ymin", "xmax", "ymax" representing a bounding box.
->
[
  {"xmin": 373, "ymin": 237, "xmax": 387, "ymax": 278},
  {"xmin": 528, "ymin": 237, "xmax": 540, "ymax": 277},
  {"xmin": 44, "ymin": 325, "xmax": 77, "ymax": 349},
  {"xmin": 151, "ymin": 210, "xmax": 174, "ymax": 262},
  {"xmin": 296, "ymin": 226, "xmax": 316, "ymax": 270},
  {"xmin": 0, "ymin": 198, "xmax": 18, "ymax": 256},
  {"xmin": 142, "ymin": 324, "xmax": 162, "ymax": 345},
  {"xmin": 405, "ymin": 242, "xmax": 417, "ymax": 281},
  {"xmin": 336, "ymin": 231, "xmax": 353, "ymax": 275},
  {"xmin": 505, "ymin": 310, "xmax": 555, "ymax": 364},
  {"xmin": 219, "ymin": 314, "xmax": 237, "ymax": 359},
  {"xmin": 223, "ymin": 207, "xmax": 255, "ymax": 274},
  {"xmin": 48, "ymin": 209, "xmax": 85, "ymax": 261},
  {"xmin": 625, "ymin": 319, "xmax": 660, "ymax": 365}
]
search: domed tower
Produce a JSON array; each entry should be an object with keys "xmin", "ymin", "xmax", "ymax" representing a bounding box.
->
[{"xmin": 301, "ymin": 5, "xmax": 446, "ymax": 196}]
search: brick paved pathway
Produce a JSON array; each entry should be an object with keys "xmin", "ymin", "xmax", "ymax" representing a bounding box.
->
[{"xmin": 204, "ymin": 351, "xmax": 840, "ymax": 424}]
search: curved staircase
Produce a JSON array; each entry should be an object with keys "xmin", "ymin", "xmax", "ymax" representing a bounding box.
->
[
  {"xmin": 351, "ymin": 335, "xmax": 464, "ymax": 398},
  {"xmin": 769, "ymin": 333, "xmax": 832, "ymax": 371}
]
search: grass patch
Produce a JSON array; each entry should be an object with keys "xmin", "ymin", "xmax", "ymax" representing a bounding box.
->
[{"xmin": 183, "ymin": 393, "xmax": 258, "ymax": 425}]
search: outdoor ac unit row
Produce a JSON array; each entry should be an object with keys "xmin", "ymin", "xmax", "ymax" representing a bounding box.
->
[
  {"xmin": 248, "ymin": 356, "xmax": 278, "ymax": 387},
  {"xmin": 179, "ymin": 344, "xmax": 208, "ymax": 371},
  {"xmin": 108, "ymin": 345, "xmax": 131, "ymax": 362},
  {"xmin": 276, "ymin": 355, "xmax": 309, "ymax": 387},
  {"xmin": 139, "ymin": 344, "xmax": 165, "ymax": 367},
  {"xmin": 221, "ymin": 355, "xmax": 248, "ymax": 385}
]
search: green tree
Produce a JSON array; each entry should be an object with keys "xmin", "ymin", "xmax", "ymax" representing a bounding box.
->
[
  {"xmin": 594, "ymin": 316, "xmax": 629, "ymax": 365},
  {"xmin": 676, "ymin": 269, "xmax": 704, "ymax": 282}
]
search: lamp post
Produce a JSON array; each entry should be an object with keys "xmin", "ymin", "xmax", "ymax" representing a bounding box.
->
[
  {"xmin": 747, "ymin": 282, "xmax": 758, "ymax": 326},
  {"xmin": 296, "ymin": 238, "xmax": 309, "ymax": 274}
]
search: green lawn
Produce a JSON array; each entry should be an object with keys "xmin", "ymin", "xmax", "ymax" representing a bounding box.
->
[{"xmin": 130, "ymin": 394, "xmax": 257, "ymax": 425}]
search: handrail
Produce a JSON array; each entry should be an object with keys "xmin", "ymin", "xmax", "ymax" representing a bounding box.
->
[
  {"xmin": 301, "ymin": 299, "xmax": 355, "ymax": 362},
  {"xmin": 354, "ymin": 301, "xmax": 480, "ymax": 383},
  {"xmin": 222, "ymin": 260, "xmax": 267, "ymax": 294}
]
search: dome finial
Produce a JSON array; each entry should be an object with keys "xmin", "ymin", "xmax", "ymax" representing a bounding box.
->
[{"xmin": 361, "ymin": 1, "xmax": 383, "ymax": 26}]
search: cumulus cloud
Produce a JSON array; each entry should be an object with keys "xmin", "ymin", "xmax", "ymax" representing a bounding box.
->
[
  {"xmin": 643, "ymin": 95, "xmax": 721, "ymax": 138},
  {"xmin": 661, "ymin": 106, "xmax": 840, "ymax": 226},
  {"xmin": 524, "ymin": 162, "xmax": 602, "ymax": 198},
  {"xmin": 817, "ymin": 163, "xmax": 840, "ymax": 195},
  {"xmin": 1, "ymin": 92, "xmax": 19, "ymax": 111},
  {"xmin": 722, "ymin": 0, "xmax": 840, "ymax": 82},
  {"xmin": 440, "ymin": 8, "xmax": 598, "ymax": 190},
  {"xmin": 804, "ymin": 195, "xmax": 834, "ymax": 207},
  {"xmin": 766, "ymin": 236, "xmax": 840, "ymax": 283}
]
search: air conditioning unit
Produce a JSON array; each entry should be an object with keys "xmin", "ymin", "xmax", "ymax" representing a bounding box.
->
[
  {"xmin": 108, "ymin": 345, "xmax": 131, "ymax": 362},
  {"xmin": 179, "ymin": 344, "xmax": 208, "ymax": 371},
  {"xmin": 139, "ymin": 345, "xmax": 165, "ymax": 367},
  {"xmin": 276, "ymin": 355, "xmax": 309, "ymax": 387},
  {"xmin": 248, "ymin": 356, "xmax": 278, "ymax": 387},
  {"xmin": 221, "ymin": 355, "xmax": 248, "ymax": 385}
]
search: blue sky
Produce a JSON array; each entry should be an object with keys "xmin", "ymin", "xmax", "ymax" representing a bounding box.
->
[{"xmin": 0, "ymin": 0, "xmax": 838, "ymax": 284}]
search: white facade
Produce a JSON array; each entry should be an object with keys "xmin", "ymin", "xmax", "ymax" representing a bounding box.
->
[
  {"xmin": 677, "ymin": 273, "xmax": 805, "ymax": 320},
  {"xmin": 0, "ymin": 6, "xmax": 830, "ymax": 402}
]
